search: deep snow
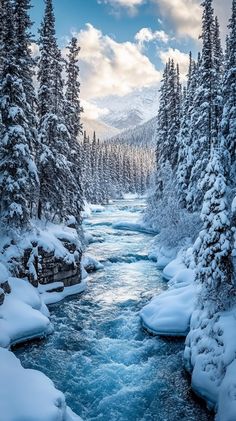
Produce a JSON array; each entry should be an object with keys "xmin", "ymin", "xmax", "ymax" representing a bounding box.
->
[{"xmin": 15, "ymin": 198, "xmax": 211, "ymax": 421}]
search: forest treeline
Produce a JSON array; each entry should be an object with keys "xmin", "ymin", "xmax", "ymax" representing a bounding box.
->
[
  {"xmin": 0, "ymin": 0, "xmax": 153, "ymax": 237},
  {"xmin": 146, "ymin": 0, "xmax": 236, "ymax": 343}
]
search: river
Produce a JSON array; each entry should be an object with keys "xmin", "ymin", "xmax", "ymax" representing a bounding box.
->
[{"xmin": 15, "ymin": 198, "xmax": 212, "ymax": 421}]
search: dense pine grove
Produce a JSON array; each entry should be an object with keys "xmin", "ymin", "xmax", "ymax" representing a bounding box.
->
[
  {"xmin": 146, "ymin": 0, "xmax": 236, "ymax": 325},
  {"xmin": 80, "ymin": 131, "xmax": 154, "ymax": 204},
  {"xmin": 0, "ymin": 0, "xmax": 153, "ymax": 237},
  {"xmin": 1, "ymin": 0, "xmax": 236, "ymax": 418}
]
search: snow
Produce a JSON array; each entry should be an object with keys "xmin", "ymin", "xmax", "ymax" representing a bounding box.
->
[
  {"xmin": 82, "ymin": 254, "xmax": 104, "ymax": 273},
  {"xmin": 162, "ymin": 255, "xmax": 186, "ymax": 280},
  {"xmin": 185, "ymin": 307, "xmax": 236, "ymax": 420},
  {"xmin": 0, "ymin": 348, "xmax": 82, "ymax": 421},
  {"xmin": 0, "ymin": 220, "xmax": 85, "ymax": 420},
  {"xmin": 82, "ymin": 203, "xmax": 106, "ymax": 219},
  {"xmin": 148, "ymin": 244, "xmax": 177, "ymax": 269},
  {"xmin": 40, "ymin": 280, "xmax": 87, "ymax": 305},
  {"xmin": 0, "ymin": 277, "xmax": 53, "ymax": 348},
  {"xmin": 140, "ymin": 268, "xmax": 197, "ymax": 336}
]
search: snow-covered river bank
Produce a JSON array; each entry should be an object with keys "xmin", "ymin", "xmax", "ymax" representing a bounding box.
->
[{"xmin": 15, "ymin": 198, "xmax": 212, "ymax": 421}]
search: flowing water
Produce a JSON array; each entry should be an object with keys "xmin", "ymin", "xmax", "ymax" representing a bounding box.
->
[{"xmin": 15, "ymin": 198, "xmax": 212, "ymax": 421}]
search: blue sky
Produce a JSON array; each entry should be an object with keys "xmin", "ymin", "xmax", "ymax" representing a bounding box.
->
[
  {"xmin": 30, "ymin": 0, "xmax": 232, "ymax": 119},
  {"xmin": 31, "ymin": 0, "xmax": 196, "ymax": 67}
]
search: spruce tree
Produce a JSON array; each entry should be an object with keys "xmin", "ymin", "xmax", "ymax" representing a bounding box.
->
[
  {"xmin": 38, "ymin": 0, "xmax": 81, "ymax": 224},
  {"xmin": 193, "ymin": 147, "xmax": 234, "ymax": 312},
  {"xmin": 65, "ymin": 36, "xmax": 83, "ymax": 142},
  {"xmin": 187, "ymin": 0, "xmax": 223, "ymax": 211},
  {"xmin": 0, "ymin": 0, "xmax": 38, "ymax": 231},
  {"xmin": 221, "ymin": 0, "xmax": 236, "ymax": 182}
]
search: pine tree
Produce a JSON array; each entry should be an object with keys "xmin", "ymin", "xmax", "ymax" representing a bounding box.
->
[
  {"xmin": 221, "ymin": 0, "xmax": 236, "ymax": 182},
  {"xmin": 177, "ymin": 53, "xmax": 195, "ymax": 207},
  {"xmin": 0, "ymin": 0, "xmax": 38, "ymax": 231},
  {"xmin": 14, "ymin": 0, "xmax": 38, "ymax": 131},
  {"xmin": 65, "ymin": 36, "xmax": 83, "ymax": 142},
  {"xmin": 194, "ymin": 147, "xmax": 234, "ymax": 312},
  {"xmin": 187, "ymin": 0, "xmax": 223, "ymax": 211},
  {"xmin": 37, "ymin": 0, "xmax": 81, "ymax": 223}
]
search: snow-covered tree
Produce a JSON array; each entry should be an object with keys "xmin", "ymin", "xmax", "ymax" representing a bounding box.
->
[
  {"xmin": 0, "ymin": 0, "xmax": 38, "ymax": 231},
  {"xmin": 65, "ymin": 36, "xmax": 83, "ymax": 142},
  {"xmin": 194, "ymin": 148, "xmax": 234, "ymax": 311},
  {"xmin": 186, "ymin": 1, "xmax": 223, "ymax": 211},
  {"xmin": 221, "ymin": 0, "xmax": 236, "ymax": 183},
  {"xmin": 37, "ymin": 0, "xmax": 82, "ymax": 224}
]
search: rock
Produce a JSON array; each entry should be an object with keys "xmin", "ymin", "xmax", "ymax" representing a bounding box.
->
[
  {"xmin": 0, "ymin": 289, "xmax": 5, "ymax": 305},
  {"xmin": 0, "ymin": 281, "xmax": 11, "ymax": 294}
]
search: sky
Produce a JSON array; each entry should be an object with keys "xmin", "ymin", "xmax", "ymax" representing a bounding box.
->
[{"xmin": 30, "ymin": 0, "xmax": 232, "ymax": 120}]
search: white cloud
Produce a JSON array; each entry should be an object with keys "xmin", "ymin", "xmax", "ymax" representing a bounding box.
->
[
  {"xmin": 135, "ymin": 27, "xmax": 170, "ymax": 46},
  {"xmin": 154, "ymin": 0, "xmax": 202, "ymax": 39},
  {"xmin": 159, "ymin": 47, "xmax": 190, "ymax": 80},
  {"xmin": 81, "ymin": 99, "xmax": 109, "ymax": 120},
  {"xmin": 100, "ymin": 0, "xmax": 145, "ymax": 16},
  {"xmin": 75, "ymin": 23, "xmax": 161, "ymax": 100}
]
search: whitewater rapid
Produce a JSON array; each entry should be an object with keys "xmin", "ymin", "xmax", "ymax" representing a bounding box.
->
[{"xmin": 15, "ymin": 198, "xmax": 212, "ymax": 421}]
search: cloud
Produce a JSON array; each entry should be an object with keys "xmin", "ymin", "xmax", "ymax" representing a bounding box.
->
[
  {"xmin": 135, "ymin": 28, "xmax": 170, "ymax": 46},
  {"xmin": 159, "ymin": 47, "xmax": 190, "ymax": 80},
  {"xmin": 154, "ymin": 0, "xmax": 202, "ymax": 39},
  {"xmin": 81, "ymin": 99, "xmax": 109, "ymax": 120},
  {"xmin": 99, "ymin": 0, "xmax": 145, "ymax": 16},
  {"xmin": 75, "ymin": 23, "xmax": 161, "ymax": 100}
]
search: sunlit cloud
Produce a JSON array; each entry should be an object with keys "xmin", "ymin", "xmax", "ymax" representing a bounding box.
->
[
  {"xmin": 98, "ymin": 0, "xmax": 145, "ymax": 16},
  {"xmin": 73, "ymin": 23, "xmax": 161, "ymax": 100},
  {"xmin": 135, "ymin": 28, "xmax": 171, "ymax": 47}
]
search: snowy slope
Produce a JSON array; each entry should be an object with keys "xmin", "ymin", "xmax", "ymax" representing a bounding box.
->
[
  {"xmin": 82, "ymin": 116, "xmax": 120, "ymax": 140},
  {"xmin": 108, "ymin": 117, "xmax": 157, "ymax": 148},
  {"xmin": 93, "ymin": 84, "xmax": 159, "ymax": 131}
]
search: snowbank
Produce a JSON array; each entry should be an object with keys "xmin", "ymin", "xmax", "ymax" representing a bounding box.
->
[
  {"xmin": 39, "ymin": 280, "xmax": 87, "ymax": 305},
  {"xmin": 0, "ymin": 277, "xmax": 52, "ymax": 348},
  {"xmin": 140, "ymin": 268, "xmax": 197, "ymax": 336},
  {"xmin": 162, "ymin": 255, "xmax": 186, "ymax": 280},
  {"xmin": 0, "ymin": 348, "xmax": 81, "ymax": 421},
  {"xmin": 185, "ymin": 307, "xmax": 236, "ymax": 420},
  {"xmin": 148, "ymin": 243, "xmax": 177, "ymax": 269},
  {"xmin": 0, "ymin": 220, "xmax": 85, "ymax": 420}
]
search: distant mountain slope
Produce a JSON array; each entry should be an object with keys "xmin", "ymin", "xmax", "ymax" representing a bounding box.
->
[
  {"xmin": 108, "ymin": 116, "xmax": 157, "ymax": 148},
  {"xmin": 93, "ymin": 84, "xmax": 159, "ymax": 131},
  {"xmin": 82, "ymin": 117, "xmax": 120, "ymax": 140}
]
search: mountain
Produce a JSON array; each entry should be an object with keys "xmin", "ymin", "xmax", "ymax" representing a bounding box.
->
[
  {"xmin": 92, "ymin": 84, "xmax": 159, "ymax": 132},
  {"xmin": 82, "ymin": 117, "xmax": 120, "ymax": 140},
  {"xmin": 108, "ymin": 117, "xmax": 157, "ymax": 148}
]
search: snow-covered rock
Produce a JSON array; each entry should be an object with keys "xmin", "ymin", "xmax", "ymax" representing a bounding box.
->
[
  {"xmin": 0, "ymin": 348, "xmax": 82, "ymax": 421},
  {"xmin": 140, "ymin": 268, "xmax": 197, "ymax": 336},
  {"xmin": 185, "ymin": 307, "xmax": 236, "ymax": 420},
  {"xmin": 162, "ymin": 255, "xmax": 186, "ymax": 280},
  {"xmin": 40, "ymin": 280, "xmax": 87, "ymax": 305},
  {"xmin": 148, "ymin": 244, "xmax": 177, "ymax": 269},
  {"xmin": 82, "ymin": 254, "xmax": 104, "ymax": 274},
  {"xmin": 0, "ymin": 277, "xmax": 52, "ymax": 348}
]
